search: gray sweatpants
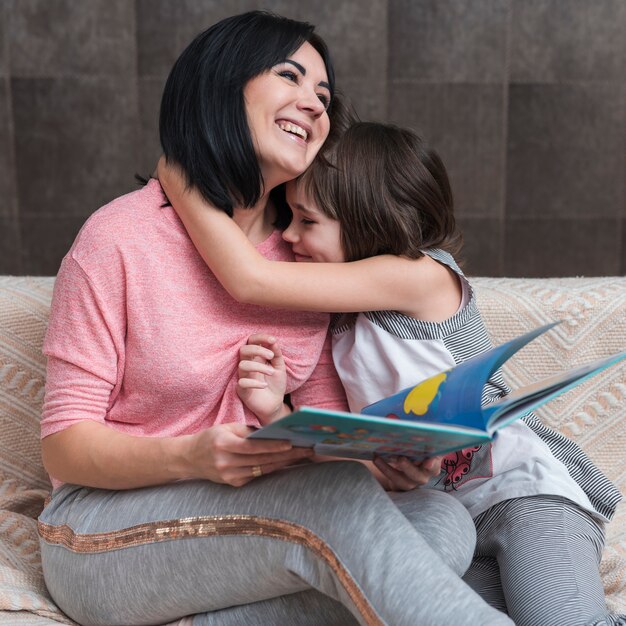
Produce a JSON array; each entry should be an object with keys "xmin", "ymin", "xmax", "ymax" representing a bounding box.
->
[
  {"xmin": 463, "ymin": 495, "xmax": 625, "ymax": 626},
  {"xmin": 39, "ymin": 462, "xmax": 513, "ymax": 626}
]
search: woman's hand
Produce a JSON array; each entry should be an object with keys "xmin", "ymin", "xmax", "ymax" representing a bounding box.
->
[
  {"xmin": 372, "ymin": 455, "xmax": 443, "ymax": 491},
  {"xmin": 41, "ymin": 420, "xmax": 310, "ymax": 491},
  {"xmin": 184, "ymin": 422, "xmax": 313, "ymax": 487},
  {"xmin": 237, "ymin": 334, "xmax": 289, "ymax": 424}
]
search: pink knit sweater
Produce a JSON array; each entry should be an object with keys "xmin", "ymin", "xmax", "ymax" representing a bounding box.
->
[{"xmin": 42, "ymin": 180, "xmax": 347, "ymax": 473}]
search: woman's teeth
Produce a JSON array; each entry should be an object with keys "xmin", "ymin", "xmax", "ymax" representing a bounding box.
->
[{"xmin": 277, "ymin": 122, "xmax": 308, "ymax": 141}]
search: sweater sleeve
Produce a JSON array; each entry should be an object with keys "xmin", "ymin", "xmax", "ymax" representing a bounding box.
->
[
  {"xmin": 41, "ymin": 254, "xmax": 125, "ymax": 438},
  {"xmin": 290, "ymin": 333, "xmax": 348, "ymax": 412}
]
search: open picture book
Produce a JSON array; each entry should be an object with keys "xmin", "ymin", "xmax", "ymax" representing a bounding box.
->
[{"xmin": 249, "ymin": 322, "xmax": 626, "ymax": 461}]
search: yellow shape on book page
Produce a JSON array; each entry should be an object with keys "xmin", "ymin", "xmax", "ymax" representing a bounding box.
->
[{"xmin": 403, "ymin": 372, "xmax": 447, "ymax": 416}]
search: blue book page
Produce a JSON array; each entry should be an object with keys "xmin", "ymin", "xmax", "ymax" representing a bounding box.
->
[
  {"xmin": 249, "ymin": 407, "xmax": 492, "ymax": 462},
  {"xmin": 361, "ymin": 322, "xmax": 559, "ymax": 432},
  {"xmin": 482, "ymin": 349, "xmax": 626, "ymax": 432}
]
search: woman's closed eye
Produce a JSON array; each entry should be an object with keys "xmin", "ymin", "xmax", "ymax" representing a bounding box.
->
[
  {"xmin": 277, "ymin": 69, "xmax": 330, "ymax": 109},
  {"xmin": 277, "ymin": 69, "xmax": 298, "ymax": 82}
]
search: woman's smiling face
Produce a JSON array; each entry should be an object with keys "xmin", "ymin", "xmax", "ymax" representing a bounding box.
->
[{"xmin": 244, "ymin": 42, "xmax": 332, "ymax": 189}]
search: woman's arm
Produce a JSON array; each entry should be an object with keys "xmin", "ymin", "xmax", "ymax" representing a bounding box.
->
[
  {"xmin": 42, "ymin": 348, "xmax": 312, "ymax": 490},
  {"xmin": 41, "ymin": 419, "xmax": 312, "ymax": 490},
  {"xmin": 158, "ymin": 158, "xmax": 458, "ymax": 319},
  {"xmin": 41, "ymin": 249, "xmax": 311, "ymax": 491},
  {"xmin": 41, "ymin": 420, "xmax": 190, "ymax": 489}
]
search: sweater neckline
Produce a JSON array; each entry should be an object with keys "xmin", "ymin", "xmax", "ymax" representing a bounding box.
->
[{"xmin": 146, "ymin": 177, "xmax": 282, "ymax": 252}]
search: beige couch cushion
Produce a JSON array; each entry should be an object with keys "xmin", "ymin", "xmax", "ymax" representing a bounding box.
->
[
  {"xmin": 0, "ymin": 277, "xmax": 72, "ymax": 624},
  {"xmin": 0, "ymin": 275, "xmax": 623, "ymax": 621},
  {"xmin": 474, "ymin": 276, "xmax": 626, "ymax": 613}
]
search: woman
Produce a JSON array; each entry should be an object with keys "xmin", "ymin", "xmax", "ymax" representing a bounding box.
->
[{"xmin": 38, "ymin": 11, "xmax": 513, "ymax": 626}]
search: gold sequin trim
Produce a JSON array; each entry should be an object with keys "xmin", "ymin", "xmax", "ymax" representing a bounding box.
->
[{"xmin": 39, "ymin": 514, "xmax": 383, "ymax": 626}]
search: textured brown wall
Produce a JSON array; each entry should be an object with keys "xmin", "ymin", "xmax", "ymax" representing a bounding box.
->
[{"xmin": 1, "ymin": 0, "xmax": 624, "ymax": 277}]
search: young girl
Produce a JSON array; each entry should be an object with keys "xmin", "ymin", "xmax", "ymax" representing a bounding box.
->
[{"xmin": 158, "ymin": 122, "xmax": 624, "ymax": 626}]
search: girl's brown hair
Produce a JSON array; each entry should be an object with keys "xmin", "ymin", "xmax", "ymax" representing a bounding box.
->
[{"xmin": 300, "ymin": 121, "xmax": 462, "ymax": 262}]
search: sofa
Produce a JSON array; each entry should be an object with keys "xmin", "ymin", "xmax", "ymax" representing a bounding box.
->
[{"xmin": 0, "ymin": 274, "xmax": 624, "ymax": 624}]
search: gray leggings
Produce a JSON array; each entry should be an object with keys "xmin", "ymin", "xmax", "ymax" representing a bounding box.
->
[
  {"xmin": 39, "ymin": 462, "xmax": 512, "ymax": 626},
  {"xmin": 463, "ymin": 495, "xmax": 625, "ymax": 626}
]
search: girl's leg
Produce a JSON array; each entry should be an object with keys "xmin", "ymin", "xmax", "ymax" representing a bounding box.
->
[
  {"xmin": 40, "ymin": 462, "xmax": 513, "ymax": 626},
  {"xmin": 462, "ymin": 555, "xmax": 508, "ymax": 613},
  {"xmin": 471, "ymin": 495, "xmax": 625, "ymax": 626}
]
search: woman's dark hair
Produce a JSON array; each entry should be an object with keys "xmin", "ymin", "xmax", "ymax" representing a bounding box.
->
[
  {"xmin": 159, "ymin": 11, "xmax": 334, "ymax": 220},
  {"xmin": 301, "ymin": 122, "xmax": 462, "ymax": 262}
]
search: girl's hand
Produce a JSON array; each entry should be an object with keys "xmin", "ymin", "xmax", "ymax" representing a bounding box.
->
[
  {"xmin": 237, "ymin": 334, "xmax": 289, "ymax": 424},
  {"xmin": 372, "ymin": 455, "xmax": 443, "ymax": 491},
  {"xmin": 185, "ymin": 422, "xmax": 313, "ymax": 487}
]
